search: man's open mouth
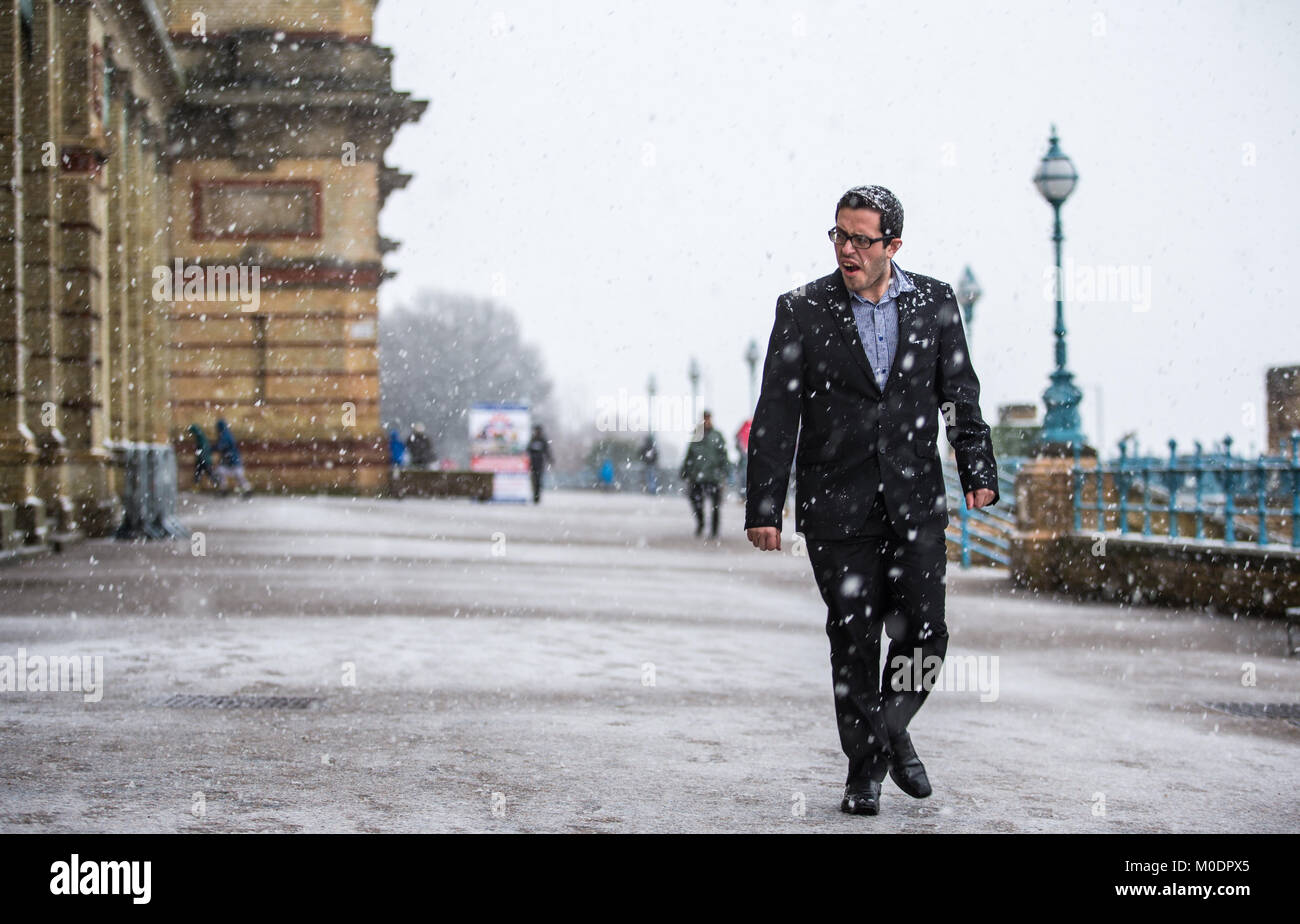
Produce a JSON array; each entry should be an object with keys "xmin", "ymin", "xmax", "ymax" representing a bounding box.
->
[{"xmin": 841, "ymin": 262, "xmax": 862, "ymax": 274}]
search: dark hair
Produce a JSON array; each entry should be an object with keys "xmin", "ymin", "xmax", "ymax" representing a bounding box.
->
[{"xmin": 836, "ymin": 185, "xmax": 903, "ymax": 240}]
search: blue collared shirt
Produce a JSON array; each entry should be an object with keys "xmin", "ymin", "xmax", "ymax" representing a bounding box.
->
[{"xmin": 849, "ymin": 260, "xmax": 914, "ymax": 392}]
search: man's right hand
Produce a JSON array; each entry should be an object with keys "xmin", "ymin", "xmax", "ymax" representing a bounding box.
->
[{"xmin": 747, "ymin": 527, "xmax": 781, "ymax": 551}]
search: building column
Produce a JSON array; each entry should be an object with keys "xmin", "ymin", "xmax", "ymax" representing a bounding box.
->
[
  {"xmin": 22, "ymin": 0, "xmax": 75, "ymax": 540},
  {"xmin": 105, "ymin": 73, "xmax": 131, "ymax": 451},
  {"xmin": 0, "ymin": 0, "xmax": 42, "ymax": 551},
  {"xmin": 140, "ymin": 119, "xmax": 170, "ymax": 444},
  {"xmin": 55, "ymin": 0, "xmax": 116, "ymax": 536}
]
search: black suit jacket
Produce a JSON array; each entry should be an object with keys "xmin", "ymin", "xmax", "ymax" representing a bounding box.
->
[{"xmin": 745, "ymin": 267, "xmax": 999, "ymax": 540}]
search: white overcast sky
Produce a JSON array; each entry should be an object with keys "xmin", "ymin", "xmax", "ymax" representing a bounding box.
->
[{"xmin": 373, "ymin": 0, "xmax": 1299, "ymax": 462}]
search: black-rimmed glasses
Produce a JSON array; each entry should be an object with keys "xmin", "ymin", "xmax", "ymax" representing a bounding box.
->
[{"xmin": 828, "ymin": 227, "xmax": 891, "ymax": 250}]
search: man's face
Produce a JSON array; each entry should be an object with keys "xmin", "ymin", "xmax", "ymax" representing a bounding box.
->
[
  {"xmin": 834, "ymin": 207, "xmax": 902, "ymax": 296},
  {"xmin": 702, "ymin": 414, "xmax": 713, "ymax": 431}
]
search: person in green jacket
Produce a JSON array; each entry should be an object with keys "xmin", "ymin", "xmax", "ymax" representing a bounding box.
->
[
  {"xmin": 188, "ymin": 423, "xmax": 220, "ymax": 489},
  {"xmin": 680, "ymin": 410, "xmax": 731, "ymax": 538}
]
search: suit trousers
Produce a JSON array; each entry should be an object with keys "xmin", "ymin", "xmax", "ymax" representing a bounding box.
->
[{"xmin": 806, "ymin": 492, "xmax": 949, "ymax": 784}]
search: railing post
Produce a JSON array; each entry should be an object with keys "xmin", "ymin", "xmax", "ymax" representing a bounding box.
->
[
  {"xmin": 960, "ymin": 485, "xmax": 970, "ymax": 569},
  {"xmin": 1167, "ymin": 438, "xmax": 1179, "ymax": 539},
  {"xmin": 1095, "ymin": 453, "xmax": 1105, "ymax": 533},
  {"xmin": 1223, "ymin": 434, "xmax": 1236, "ymax": 544},
  {"xmin": 1118, "ymin": 441, "xmax": 1130, "ymax": 535},
  {"xmin": 1141, "ymin": 457, "xmax": 1153, "ymax": 537},
  {"xmin": 1256, "ymin": 454, "xmax": 1269, "ymax": 546},
  {"xmin": 1194, "ymin": 440, "xmax": 1205, "ymax": 540},
  {"xmin": 1290, "ymin": 431, "xmax": 1299, "ymax": 550},
  {"xmin": 1072, "ymin": 443, "xmax": 1083, "ymax": 533}
]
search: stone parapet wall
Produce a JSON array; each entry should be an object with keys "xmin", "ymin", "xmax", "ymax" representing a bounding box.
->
[{"xmin": 1010, "ymin": 454, "xmax": 1300, "ymax": 618}]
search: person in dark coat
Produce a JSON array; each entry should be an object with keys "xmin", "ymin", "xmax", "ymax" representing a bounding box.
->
[
  {"xmin": 640, "ymin": 434, "xmax": 660, "ymax": 495},
  {"xmin": 746, "ymin": 185, "xmax": 998, "ymax": 816},
  {"xmin": 526, "ymin": 424, "xmax": 554, "ymax": 503},
  {"xmin": 680, "ymin": 410, "xmax": 731, "ymax": 538},
  {"xmin": 214, "ymin": 418, "xmax": 252, "ymax": 496},
  {"xmin": 406, "ymin": 423, "xmax": 435, "ymax": 468},
  {"xmin": 188, "ymin": 423, "xmax": 220, "ymax": 489}
]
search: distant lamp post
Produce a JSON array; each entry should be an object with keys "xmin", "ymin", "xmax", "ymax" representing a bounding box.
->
[
  {"xmin": 744, "ymin": 339, "xmax": 760, "ymax": 411},
  {"xmin": 688, "ymin": 357, "xmax": 700, "ymax": 417},
  {"xmin": 1033, "ymin": 124, "xmax": 1086, "ymax": 451},
  {"xmin": 955, "ymin": 266, "xmax": 981, "ymax": 345},
  {"xmin": 647, "ymin": 374, "xmax": 657, "ymax": 436}
]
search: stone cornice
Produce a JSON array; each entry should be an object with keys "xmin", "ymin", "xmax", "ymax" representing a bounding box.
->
[{"xmin": 93, "ymin": 0, "xmax": 185, "ymax": 93}]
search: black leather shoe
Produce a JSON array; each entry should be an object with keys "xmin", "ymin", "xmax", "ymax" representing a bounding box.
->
[
  {"xmin": 888, "ymin": 730, "xmax": 932, "ymax": 798},
  {"xmin": 840, "ymin": 778, "xmax": 881, "ymax": 815}
]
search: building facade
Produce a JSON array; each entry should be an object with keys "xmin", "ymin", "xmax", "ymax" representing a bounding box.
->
[
  {"xmin": 0, "ymin": 0, "xmax": 423, "ymax": 554},
  {"xmin": 1266, "ymin": 365, "xmax": 1300, "ymax": 456}
]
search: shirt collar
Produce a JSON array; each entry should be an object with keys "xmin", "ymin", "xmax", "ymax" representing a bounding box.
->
[{"xmin": 849, "ymin": 260, "xmax": 914, "ymax": 305}]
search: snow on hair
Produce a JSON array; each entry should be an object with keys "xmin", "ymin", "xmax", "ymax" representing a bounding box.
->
[{"xmin": 836, "ymin": 185, "xmax": 903, "ymax": 239}]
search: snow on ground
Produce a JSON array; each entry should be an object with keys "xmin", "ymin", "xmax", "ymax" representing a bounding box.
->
[{"xmin": 0, "ymin": 490, "xmax": 1296, "ymax": 832}]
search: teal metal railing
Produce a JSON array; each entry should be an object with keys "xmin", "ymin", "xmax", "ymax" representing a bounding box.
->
[
  {"xmin": 942, "ymin": 456, "xmax": 1017, "ymax": 567},
  {"xmin": 1071, "ymin": 432, "xmax": 1300, "ymax": 548}
]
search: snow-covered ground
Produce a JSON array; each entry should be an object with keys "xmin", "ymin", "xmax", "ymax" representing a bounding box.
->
[{"xmin": 0, "ymin": 490, "xmax": 1296, "ymax": 832}]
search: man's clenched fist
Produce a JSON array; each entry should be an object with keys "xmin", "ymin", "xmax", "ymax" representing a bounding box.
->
[{"xmin": 747, "ymin": 527, "xmax": 781, "ymax": 551}]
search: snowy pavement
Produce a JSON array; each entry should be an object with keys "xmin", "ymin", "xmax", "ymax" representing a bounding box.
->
[{"xmin": 0, "ymin": 490, "xmax": 1296, "ymax": 833}]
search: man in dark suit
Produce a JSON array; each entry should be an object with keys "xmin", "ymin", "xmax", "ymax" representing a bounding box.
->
[{"xmin": 745, "ymin": 185, "xmax": 998, "ymax": 816}]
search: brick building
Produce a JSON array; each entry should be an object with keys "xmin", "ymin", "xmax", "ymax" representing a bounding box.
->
[
  {"xmin": 1266, "ymin": 365, "xmax": 1300, "ymax": 456},
  {"xmin": 0, "ymin": 0, "xmax": 424, "ymax": 553}
]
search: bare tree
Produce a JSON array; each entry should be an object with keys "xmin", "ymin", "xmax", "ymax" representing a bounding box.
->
[{"xmin": 380, "ymin": 290, "xmax": 554, "ymax": 466}]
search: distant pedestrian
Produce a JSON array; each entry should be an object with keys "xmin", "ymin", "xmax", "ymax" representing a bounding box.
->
[
  {"xmin": 680, "ymin": 410, "xmax": 730, "ymax": 538},
  {"xmin": 640, "ymin": 434, "xmax": 659, "ymax": 495},
  {"xmin": 406, "ymin": 423, "xmax": 435, "ymax": 468},
  {"xmin": 527, "ymin": 424, "xmax": 554, "ymax": 503},
  {"xmin": 188, "ymin": 423, "xmax": 220, "ymax": 489},
  {"xmin": 388, "ymin": 427, "xmax": 407, "ymax": 468},
  {"xmin": 598, "ymin": 457, "xmax": 615, "ymax": 491},
  {"xmin": 734, "ymin": 419, "xmax": 751, "ymax": 500},
  {"xmin": 214, "ymin": 418, "xmax": 253, "ymax": 496}
]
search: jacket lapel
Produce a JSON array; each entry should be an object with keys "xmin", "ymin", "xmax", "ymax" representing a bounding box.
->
[{"xmin": 825, "ymin": 275, "xmax": 881, "ymax": 396}]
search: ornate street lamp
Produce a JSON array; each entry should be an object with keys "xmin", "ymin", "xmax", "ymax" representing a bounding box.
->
[
  {"xmin": 744, "ymin": 339, "xmax": 760, "ymax": 411},
  {"xmin": 1033, "ymin": 125, "xmax": 1087, "ymax": 451}
]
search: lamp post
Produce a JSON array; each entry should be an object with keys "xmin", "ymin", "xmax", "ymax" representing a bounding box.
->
[
  {"xmin": 646, "ymin": 374, "xmax": 657, "ymax": 436},
  {"xmin": 1033, "ymin": 125, "xmax": 1087, "ymax": 451},
  {"xmin": 744, "ymin": 339, "xmax": 760, "ymax": 411},
  {"xmin": 955, "ymin": 266, "xmax": 981, "ymax": 347},
  {"xmin": 645, "ymin": 374, "xmax": 659, "ymax": 495},
  {"xmin": 688, "ymin": 357, "xmax": 700, "ymax": 419}
]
